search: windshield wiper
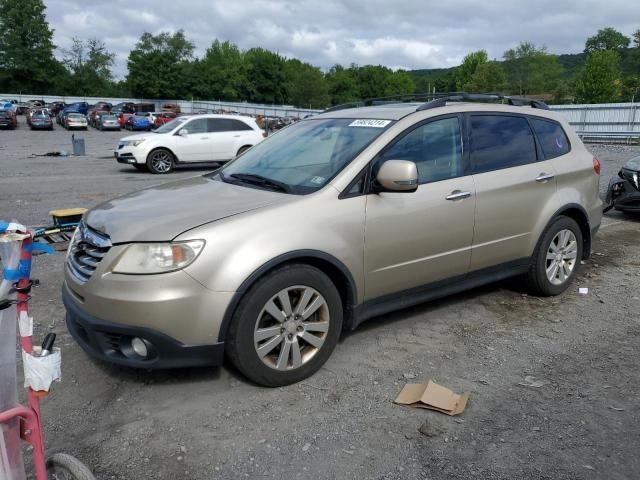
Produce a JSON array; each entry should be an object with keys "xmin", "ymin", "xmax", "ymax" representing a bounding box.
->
[{"xmin": 227, "ymin": 173, "xmax": 291, "ymax": 193}]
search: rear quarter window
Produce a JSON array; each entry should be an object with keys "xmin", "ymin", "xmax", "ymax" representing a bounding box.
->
[
  {"xmin": 470, "ymin": 115, "xmax": 538, "ymax": 173},
  {"xmin": 530, "ymin": 118, "xmax": 570, "ymax": 160}
]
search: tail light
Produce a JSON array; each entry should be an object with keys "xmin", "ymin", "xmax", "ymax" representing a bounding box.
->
[
  {"xmin": 262, "ymin": 131, "xmax": 267, "ymax": 138},
  {"xmin": 593, "ymin": 157, "xmax": 601, "ymax": 175}
]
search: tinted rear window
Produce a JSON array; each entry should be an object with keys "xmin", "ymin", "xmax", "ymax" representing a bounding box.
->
[
  {"xmin": 208, "ymin": 118, "xmax": 253, "ymax": 132},
  {"xmin": 470, "ymin": 115, "xmax": 537, "ymax": 173},
  {"xmin": 530, "ymin": 118, "xmax": 570, "ymax": 160}
]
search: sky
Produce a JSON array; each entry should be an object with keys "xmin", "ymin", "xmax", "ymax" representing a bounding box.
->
[{"xmin": 43, "ymin": 0, "xmax": 640, "ymax": 78}]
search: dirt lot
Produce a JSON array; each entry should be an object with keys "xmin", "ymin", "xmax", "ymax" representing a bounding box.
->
[{"xmin": 1, "ymin": 125, "xmax": 639, "ymax": 480}]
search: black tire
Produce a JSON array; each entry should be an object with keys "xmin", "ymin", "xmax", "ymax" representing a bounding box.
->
[
  {"xmin": 46, "ymin": 453, "xmax": 96, "ymax": 480},
  {"xmin": 526, "ymin": 216, "xmax": 583, "ymax": 296},
  {"xmin": 146, "ymin": 148, "xmax": 174, "ymax": 174},
  {"xmin": 236, "ymin": 145, "xmax": 252, "ymax": 157},
  {"xmin": 226, "ymin": 264, "xmax": 343, "ymax": 387}
]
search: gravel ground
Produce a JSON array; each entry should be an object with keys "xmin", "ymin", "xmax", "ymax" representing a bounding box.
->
[{"xmin": 1, "ymin": 125, "xmax": 640, "ymax": 480}]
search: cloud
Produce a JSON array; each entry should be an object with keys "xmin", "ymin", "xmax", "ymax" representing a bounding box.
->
[{"xmin": 42, "ymin": 0, "xmax": 640, "ymax": 78}]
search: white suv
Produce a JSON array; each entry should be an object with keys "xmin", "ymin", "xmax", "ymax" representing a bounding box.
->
[{"xmin": 114, "ymin": 114, "xmax": 265, "ymax": 174}]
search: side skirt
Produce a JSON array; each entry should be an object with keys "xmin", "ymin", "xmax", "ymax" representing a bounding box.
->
[{"xmin": 348, "ymin": 258, "xmax": 531, "ymax": 330}]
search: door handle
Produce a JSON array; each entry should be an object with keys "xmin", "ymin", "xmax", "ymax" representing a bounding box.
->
[
  {"xmin": 535, "ymin": 173, "xmax": 555, "ymax": 183},
  {"xmin": 445, "ymin": 190, "xmax": 472, "ymax": 201},
  {"xmin": 233, "ymin": 134, "xmax": 241, "ymax": 138},
  {"xmin": 200, "ymin": 137, "xmax": 209, "ymax": 140}
]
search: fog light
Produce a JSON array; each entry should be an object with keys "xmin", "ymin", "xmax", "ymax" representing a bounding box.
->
[{"xmin": 131, "ymin": 337, "xmax": 148, "ymax": 357}]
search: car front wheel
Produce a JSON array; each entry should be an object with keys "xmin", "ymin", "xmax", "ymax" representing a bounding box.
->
[
  {"xmin": 146, "ymin": 149, "xmax": 174, "ymax": 174},
  {"xmin": 527, "ymin": 216, "xmax": 583, "ymax": 296},
  {"xmin": 226, "ymin": 265, "xmax": 343, "ymax": 387}
]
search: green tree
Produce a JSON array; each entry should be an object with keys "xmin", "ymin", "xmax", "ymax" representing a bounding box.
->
[
  {"xmin": 455, "ymin": 50, "xmax": 488, "ymax": 90},
  {"xmin": 195, "ymin": 40, "xmax": 245, "ymax": 100},
  {"xmin": 127, "ymin": 30, "xmax": 194, "ymax": 98},
  {"xmin": 0, "ymin": 0, "xmax": 58, "ymax": 93},
  {"xmin": 575, "ymin": 50, "xmax": 622, "ymax": 103},
  {"xmin": 62, "ymin": 38, "xmax": 116, "ymax": 96},
  {"xmin": 285, "ymin": 59, "xmax": 329, "ymax": 108},
  {"xmin": 584, "ymin": 27, "xmax": 630, "ymax": 53},
  {"xmin": 242, "ymin": 47, "xmax": 287, "ymax": 104},
  {"xmin": 326, "ymin": 65, "xmax": 359, "ymax": 105},
  {"xmin": 503, "ymin": 42, "xmax": 563, "ymax": 95},
  {"xmin": 463, "ymin": 61, "xmax": 506, "ymax": 92},
  {"xmin": 633, "ymin": 30, "xmax": 640, "ymax": 47}
]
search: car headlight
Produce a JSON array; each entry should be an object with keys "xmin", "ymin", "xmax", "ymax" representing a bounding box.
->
[
  {"xmin": 112, "ymin": 240, "xmax": 205, "ymax": 274},
  {"xmin": 120, "ymin": 139, "xmax": 146, "ymax": 147}
]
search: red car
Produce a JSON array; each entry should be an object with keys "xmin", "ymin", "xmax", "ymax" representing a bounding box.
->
[
  {"xmin": 0, "ymin": 109, "xmax": 18, "ymax": 129},
  {"xmin": 154, "ymin": 111, "xmax": 177, "ymax": 128},
  {"xmin": 117, "ymin": 113, "xmax": 134, "ymax": 128}
]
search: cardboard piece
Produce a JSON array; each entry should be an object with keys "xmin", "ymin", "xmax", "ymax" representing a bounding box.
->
[{"xmin": 394, "ymin": 380, "xmax": 469, "ymax": 416}]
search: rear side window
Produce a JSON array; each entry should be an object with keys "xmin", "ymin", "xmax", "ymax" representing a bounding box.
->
[
  {"xmin": 530, "ymin": 118, "xmax": 570, "ymax": 160},
  {"xmin": 470, "ymin": 115, "xmax": 537, "ymax": 173},
  {"xmin": 208, "ymin": 118, "xmax": 253, "ymax": 132}
]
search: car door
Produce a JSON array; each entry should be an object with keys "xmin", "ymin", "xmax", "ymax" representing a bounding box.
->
[
  {"xmin": 468, "ymin": 114, "xmax": 557, "ymax": 271},
  {"xmin": 364, "ymin": 116, "xmax": 476, "ymax": 300},
  {"xmin": 205, "ymin": 118, "xmax": 252, "ymax": 161},
  {"xmin": 175, "ymin": 118, "xmax": 210, "ymax": 162}
]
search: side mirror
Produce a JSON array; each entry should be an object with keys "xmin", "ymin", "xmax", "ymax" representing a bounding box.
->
[
  {"xmin": 375, "ymin": 160, "xmax": 418, "ymax": 192},
  {"xmin": 179, "ymin": 129, "xmax": 189, "ymax": 137}
]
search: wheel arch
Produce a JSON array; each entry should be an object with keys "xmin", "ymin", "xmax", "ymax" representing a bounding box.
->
[
  {"xmin": 544, "ymin": 203, "xmax": 592, "ymax": 259},
  {"xmin": 217, "ymin": 250, "xmax": 358, "ymax": 342},
  {"xmin": 146, "ymin": 146, "xmax": 178, "ymax": 163},
  {"xmin": 236, "ymin": 144, "xmax": 254, "ymax": 156}
]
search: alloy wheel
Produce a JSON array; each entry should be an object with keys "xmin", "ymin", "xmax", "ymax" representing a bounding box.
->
[
  {"xmin": 545, "ymin": 229, "xmax": 578, "ymax": 285},
  {"xmin": 253, "ymin": 286, "xmax": 330, "ymax": 371},
  {"xmin": 150, "ymin": 151, "xmax": 172, "ymax": 173}
]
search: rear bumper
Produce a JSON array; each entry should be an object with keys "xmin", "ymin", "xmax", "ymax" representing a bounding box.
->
[{"xmin": 62, "ymin": 284, "xmax": 225, "ymax": 369}]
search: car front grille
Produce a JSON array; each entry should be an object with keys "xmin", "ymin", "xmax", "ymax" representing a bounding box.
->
[{"xmin": 67, "ymin": 221, "xmax": 112, "ymax": 284}]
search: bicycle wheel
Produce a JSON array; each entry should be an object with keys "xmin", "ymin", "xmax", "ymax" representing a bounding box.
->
[{"xmin": 46, "ymin": 453, "xmax": 96, "ymax": 480}]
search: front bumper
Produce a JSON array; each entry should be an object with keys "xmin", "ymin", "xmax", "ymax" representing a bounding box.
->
[
  {"xmin": 605, "ymin": 176, "xmax": 640, "ymax": 212},
  {"xmin": 114, "ymin": 147, "xmax": 143, "ymax": 164},
  {"xmin": 63, "ymin": 284, "xmax": 225, "ymax": 368}
]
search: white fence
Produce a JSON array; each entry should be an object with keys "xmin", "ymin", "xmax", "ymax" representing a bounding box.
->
[{"xmin": 0, "ymin": 93, "xmax": 322, "ymax": 118}]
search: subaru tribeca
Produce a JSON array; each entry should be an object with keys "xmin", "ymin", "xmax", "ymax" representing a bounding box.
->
[{"xmin": 63, "ymin": 97, "xmax": 602, "ymax": 386}]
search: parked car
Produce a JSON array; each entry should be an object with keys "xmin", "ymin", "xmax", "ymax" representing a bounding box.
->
[
  {"xmin": 93, "ymin": 101, "xmax": 112, "ymax": 112},
  {"xmin": 134, "ymin": 102, "xmax": 155, "ymax": 113},
  {"xmin": 161, "ymin": 103, "xmax": 181, "ymax": 114},
  {"xmin": 153, "ymin": 111, "xmax": 177, "ymax": 129},
  {"xmin": 96, "ymin": 114, "xmax": 120, "ymax": 131},
  {"xmin": 62, "ymin": 102, "xmax": 89, "ymax": 116},
  {"xmin": 114, "ymin": 114, "xmax": 265, "ymax": 173},
  {"xmin": 49, "ymin": 102, "xmax": 65, "ymax": 116},
  {"xmin": 27, "ymin": 109, "xmax": 53, "ymax": 130},
  {"xmin": 112, "ymin": 102, "xmax": 136, "ymax": 114},
  {"xmin": 56, "ymin": 110, "xmax": 68, "ymax": 126},
  {"xmin": 87, "ymin": 109, "xmax": 110, "ymax": 128},
  {"xmin": 0, "ymin": 109, "xmax": 18, "ymax": 129},
  {"xmin": 117, "ymin": 112, "xmax": 135, "ymax": 128},
  {"xmin": 64, "ymin": 113, "xmax": 88, "ymax": 130},
  {"xmin": 124, "ymin": 113, "xmax": 153, "ymax": 131},
  {"xmin": 65, "ymin": 99, "xmax": 602, "ymax": 387}
]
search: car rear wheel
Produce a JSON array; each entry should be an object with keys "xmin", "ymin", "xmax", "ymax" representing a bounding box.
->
[
  {"xmin": 146, "ymin": 149, "xmax": 174, "ymax": 174},
  {"xmin": 226, "ymin": 264, "xmax": 343, "ymax": 387},
  {"xmin": 527, "ymin": 216, "xmax": 583, "ymax": 296}
]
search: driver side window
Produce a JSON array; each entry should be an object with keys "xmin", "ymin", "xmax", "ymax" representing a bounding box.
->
[{"xmin": 379, "ymin": 117, "xmax": 463, "ymax": 184}]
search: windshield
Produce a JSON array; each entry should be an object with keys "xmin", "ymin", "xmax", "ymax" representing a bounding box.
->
[
  {"xmin": 217, "ymin": 118, "xmax": 391, "ymax": 194},
  {"xmin": 154, "ymin": 116, "xmax": 188, "ymax": 133}
]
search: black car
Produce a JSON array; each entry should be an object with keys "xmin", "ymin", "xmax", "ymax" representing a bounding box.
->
[
  {"xmin": 605, "ymin": 156, "xmax": 640, "ymax": 213},
  {"xmin": 0, "ymin": 110, "xmax": 17, "ymax": 129}
]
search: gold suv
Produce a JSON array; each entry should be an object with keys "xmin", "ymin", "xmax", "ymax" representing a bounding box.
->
[{"xmin": 63, "ymin": 96, "xmax": 602, "ymax": 386}]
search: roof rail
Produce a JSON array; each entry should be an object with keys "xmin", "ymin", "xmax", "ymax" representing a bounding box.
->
[
  {"xmin": 417, "ymin": 92, "xmax": 549, "ymax": 111},
  {"xmin": 324, "ymin": 92, "xmax": 550, "ymax": 114}
]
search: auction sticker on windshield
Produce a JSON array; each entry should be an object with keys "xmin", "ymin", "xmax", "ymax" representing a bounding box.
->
[{"xmin": 348, "ymin": 119, "xmax": 391, "ymax": 128}]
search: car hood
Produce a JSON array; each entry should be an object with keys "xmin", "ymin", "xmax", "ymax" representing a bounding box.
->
[
  {"xmin": 84, "ymin": 176, "xmax": 293, "ymax": 243},
  {"xmin": 119, "ymin": 133, "xmax": 153, "ymax": 142}
]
